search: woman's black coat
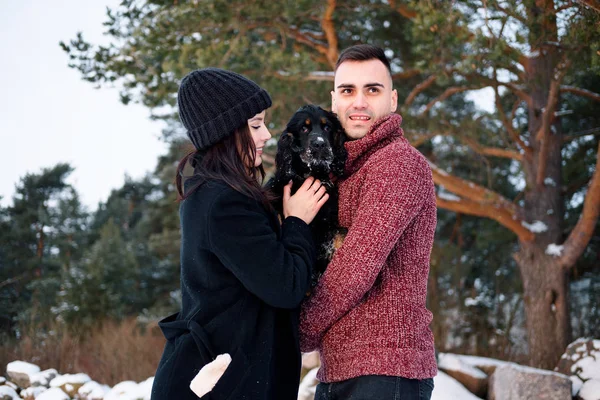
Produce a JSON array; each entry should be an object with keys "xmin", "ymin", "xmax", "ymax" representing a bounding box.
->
[{"xmin": 151, "ymin": 180, "xmax": 315, "ymax": 400}]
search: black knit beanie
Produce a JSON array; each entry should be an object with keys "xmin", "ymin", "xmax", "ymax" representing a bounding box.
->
[{"xmin": 177, "ymin": 68, "xmax": 272, "ymax": 150}]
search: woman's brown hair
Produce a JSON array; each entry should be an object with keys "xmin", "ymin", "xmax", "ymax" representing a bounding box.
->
[{"xmin": 175, "ymin": 124, "xmax": 274, "ymax": 209}]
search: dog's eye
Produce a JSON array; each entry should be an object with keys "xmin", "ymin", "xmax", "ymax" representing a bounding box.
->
[
  {"xmin": 301, "ymin": 126, "xmax": 310, "ymax": 134},
  {"xmin": 323, "ymin": 125, "xmax": 331, "ymax": 132}
]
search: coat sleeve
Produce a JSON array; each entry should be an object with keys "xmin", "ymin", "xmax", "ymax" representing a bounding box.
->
[
  {"xmin": 208, "ymin": 188, "xmax": 315, "ymax": 309},
  {"xmin": 299, "ymin": 153, "xmax": 433, "ymax": 351}
]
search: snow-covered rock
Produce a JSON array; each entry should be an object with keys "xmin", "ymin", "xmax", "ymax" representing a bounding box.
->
[
  {"xmin": 36, "ymin": 387, "xmax": 70, "ymax": 400},
  {"xmin": 438, "ymin": 353, "xmax": 487, "ymax": 398},
  {"xmin": 20, "ymin": 386, "xmax": 46, "ymax": 400},
  {"xmin": 6, "ymin": 360, "xmax": 40, "ymax": 388},
  {"xmin": 439, "ymin": 353, "xmax": 510, "ymax": 376},
  {"xmin": 447, "ymin": 353, "xmax": 511, "ymax": 376},
  {"xmin": 298, "ymin": 367, "xmax": 319, "ymax": 400},
  {"xmin": 78, "ymin": 381, "xmax": 111, "ymax": 400},
  {"xmin": 571, "ymin": 375, "xmax": 584, "ymax": 397},
  {"xmin": 555, "ymin": 338, "xmax": 600, "ymax": 398},
  {"xmin": 432, "ymin": 371, "xmax": 482, "ymax": 400},
  {"xmin": 0, "ymin": 385, "xmax": 20, "ymax": 400},
  {"xmin": 0, "ymin": 377, "xmax": 5, "ymax": 384},
  {"xmin": 30, "ymin": 369, "xmax": 58, "ymax": 387},
  {"xmin": 489, "ymin": 363, "xmax": 571, "ymax": 400},
  {"xmin": 2, "ymin": 381, "xmax": 17, "ymax": 391},
  {"xmin": 129, "ymin": 377, "xmax": 153, "ymax": 400},
  {"xmin": 579, "ymin": 379, "xmax": 600, "ymax": 400},
  {"xmin": 49, "ymin": 373, "xmax": 91, "ymax": 397},
  {"xmin": 104, "ymin": 380, "xmax": 139, "ymax": 400}
]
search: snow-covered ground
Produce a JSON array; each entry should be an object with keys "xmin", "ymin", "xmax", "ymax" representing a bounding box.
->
[
  {"xmin": 2, "ymin": 345, "xmax": 600, "ymax": 399},
  {"xmin": 432, "ymin": 371, "xmax": 483, "ymax": 400}
]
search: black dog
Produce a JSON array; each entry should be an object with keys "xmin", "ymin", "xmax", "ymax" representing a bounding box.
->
[{"xmin": 267, "ymin": 105, "xmax": 347, "ymax": 286}]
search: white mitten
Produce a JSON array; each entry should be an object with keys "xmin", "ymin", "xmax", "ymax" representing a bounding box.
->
[{"xmin": 189, "ymin": 353, "xmax": 232, "ymax": 398}]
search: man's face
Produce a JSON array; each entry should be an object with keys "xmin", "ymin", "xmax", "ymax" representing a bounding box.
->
[{"xmin": 331, "ymin": 59, "xmax": 398, "ymax": 140}]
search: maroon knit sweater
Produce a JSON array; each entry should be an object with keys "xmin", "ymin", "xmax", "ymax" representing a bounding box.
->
[{"xmin": 299, "ymin": 113, "xmax": 438, "ymax": 383}]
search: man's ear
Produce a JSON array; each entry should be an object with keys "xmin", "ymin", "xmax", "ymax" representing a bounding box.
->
[
  {"xmin": 391, "ymin": 89, "xmax": 398, "ymax": 113},
  {"xmin": 331, "ymin": 90, "xmax": 337, "ymax": 114}
]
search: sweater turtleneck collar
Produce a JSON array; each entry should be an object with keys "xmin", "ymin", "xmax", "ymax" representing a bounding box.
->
[{"xmin": 344, "ymin": 113, "xmax": 404, "ymax": 175}]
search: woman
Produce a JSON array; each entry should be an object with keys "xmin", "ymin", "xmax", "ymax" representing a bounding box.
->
[{"xmin": 150, "ymin": 68, "xmax": 328, "ymax": 400}]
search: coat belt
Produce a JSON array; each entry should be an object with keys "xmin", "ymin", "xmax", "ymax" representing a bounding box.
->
[{"xmin": 158, "ymin": 312, "xmax": 216, "ymax": 360}]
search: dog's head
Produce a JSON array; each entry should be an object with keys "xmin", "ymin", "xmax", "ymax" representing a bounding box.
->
[{"xmin": 275, "ymin": 105, "xmax": 347, "ymax": 183}]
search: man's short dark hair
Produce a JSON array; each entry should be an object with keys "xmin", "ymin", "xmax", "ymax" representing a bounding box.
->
[{"xmin": 335, "ymin": 44, "xmax": 392, "ymax": 77}]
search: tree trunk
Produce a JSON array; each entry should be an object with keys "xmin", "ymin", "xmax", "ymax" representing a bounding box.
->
[
  {"xmin": 36, "ymin": 225, "xmax": 45, "ymax": 260},
  {"xmin": 516, "ymin": 0, "xmax": 571, "ymax": 368},
  {"xmin": 515, "ymin": 245, "xmax": 570, "ymax": 369},
  {"xmin": 36, "ymin": 224, "xmax": 45, "ymax": 278}
]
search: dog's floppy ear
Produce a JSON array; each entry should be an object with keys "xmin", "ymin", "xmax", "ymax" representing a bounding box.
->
[
  {"xmin": 273, "ymin": 130, "xmax": 296, "ymax": 187},
  {"xmin": 327, "ymin": 109, "xmax": 348, "ymax": 177}
]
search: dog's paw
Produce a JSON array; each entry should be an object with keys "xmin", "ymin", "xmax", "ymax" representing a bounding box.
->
[{"xmin": 189, "ymin": 353, "xmax": 232, "ymax": 398}]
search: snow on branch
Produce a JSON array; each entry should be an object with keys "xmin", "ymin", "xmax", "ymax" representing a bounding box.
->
[
  {"xmin": 521, "ymin": 220, "xmax": 548, "ymax": 233},
  {"xmin": 545, "ymin": 244, "xmax": 564, "ymax": 257}
]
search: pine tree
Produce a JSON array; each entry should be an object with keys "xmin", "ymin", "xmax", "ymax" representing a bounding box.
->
[
  {"xmin": 0, "ymin": 164, "xmax": 89, "ymax": 332},
  {"xmin": 59, "ymin": 219, "xmax": 139, "ymax": 329},
  {"xmin": 61, "ymin": 0, "xmax": 600, "ymax": 368}
]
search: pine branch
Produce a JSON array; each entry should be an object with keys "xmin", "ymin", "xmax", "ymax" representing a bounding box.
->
[
  {"xmin": 555, "ymin": 1, "xmax": 578, "ymax": 13},
  {"xmin": 287, "ymin": 27, "xmax": 330, "ymax": 59},
  {"xmin": 273, "ymin": 71, "xmax": 334, "ymax": 81},
  {"xmin": 436, "ymin": 193, "xmax": 534, "ymax": 242},
  {"xmin": 409, "ymin": 130, "xmax": 523, "ymax": 160},
  {"xmin": 462, "ymin": 137, "xmax": 524, "ymax": 161},
  {"xmin": 563, "ymin": 127, "xmax": 600, "ymax": 143},
  {"xmin": 559, "ymin": 141, "xmax": 600, "ymax": 268},
  {"xmin": 404, "ymin": 75, "xmax": 437, "ymax": 107},
  {"xmin": 419, "ymin": 86, "xmax": 474, "ymax": 116},
  {"xmin": 388, "ymin": 0, "xmax": 418, "ymax": 18},
  {"xmin": 536, "ymin": 59, "xmax": 572, "ymax": 186},
  {"xmin": 393, "ymin": 69, "xmax": 423, "ymax": 80},
  {"xmin": 576, "ymin": 0, "xmax": 600, "ymax": 13},
  {"xmin": 560, "ymin": 86, "xmax": 600, "ymax": 102},
  {"xmin": 563, "ymin": 175, "xmax": 593, "ymax": 197},
  {"xmin": 489, "ymin": 1, "xmax": 529, "ymax": 25},
  {"xmin": 473, "ymin": 74, "xmax": 533, "ymax": 107},
  {"xmin": 321, "ymin": 0, "xmax": 339, "ymax": 69},
  {"xmin": 0, "ymin": 272, "xmax": 29, "ymax": 289},
  {"xmin": 429, "ymin": 162, "xmax": 522, "ymax": 216},
  {"xmin": 504, "ymin": 81, "xmax": 533, "ymax": 108},
  {"xmin": 407, "ymin": 132, "xmax": 438, "ymax": 148},
  {"xmin": 302, "ymin": 31, "xmax": 326, "ymax": 41},
  {"xmin": 510, "ymin": 99, "xmax": 522, "ymax": 121},
  {"xmin": 493, "ymin": 79, "xmax": 532, "ymax": 156}
]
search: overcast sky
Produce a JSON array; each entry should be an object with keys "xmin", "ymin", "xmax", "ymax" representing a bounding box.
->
[{"xmin": 0, "ymin": 0, "xmax": 167, "ymax": 210}]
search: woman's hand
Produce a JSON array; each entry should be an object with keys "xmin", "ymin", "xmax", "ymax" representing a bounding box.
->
[{"xmin": 283, "ymin": 177, "xmax": 329, "ymax": 224}]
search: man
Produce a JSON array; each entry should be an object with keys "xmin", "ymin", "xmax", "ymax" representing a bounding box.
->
[{"xmin": 299, "ymin": 44, "xmax": 437, "ymax": 399}]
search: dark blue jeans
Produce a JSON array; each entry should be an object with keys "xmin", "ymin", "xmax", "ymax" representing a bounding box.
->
[{"xmin": 315, "ymin": 375, "xmax": 434, "ymax": 400}]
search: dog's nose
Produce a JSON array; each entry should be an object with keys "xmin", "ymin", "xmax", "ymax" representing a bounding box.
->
[{"xmin": 310, "ymin": 136, "xmax": 327, "ymax": 149}]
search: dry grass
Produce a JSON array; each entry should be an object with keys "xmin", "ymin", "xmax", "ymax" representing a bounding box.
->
[{"xmin": 0, "ymin": 318, "xmax": 165, "ymax": 386}]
